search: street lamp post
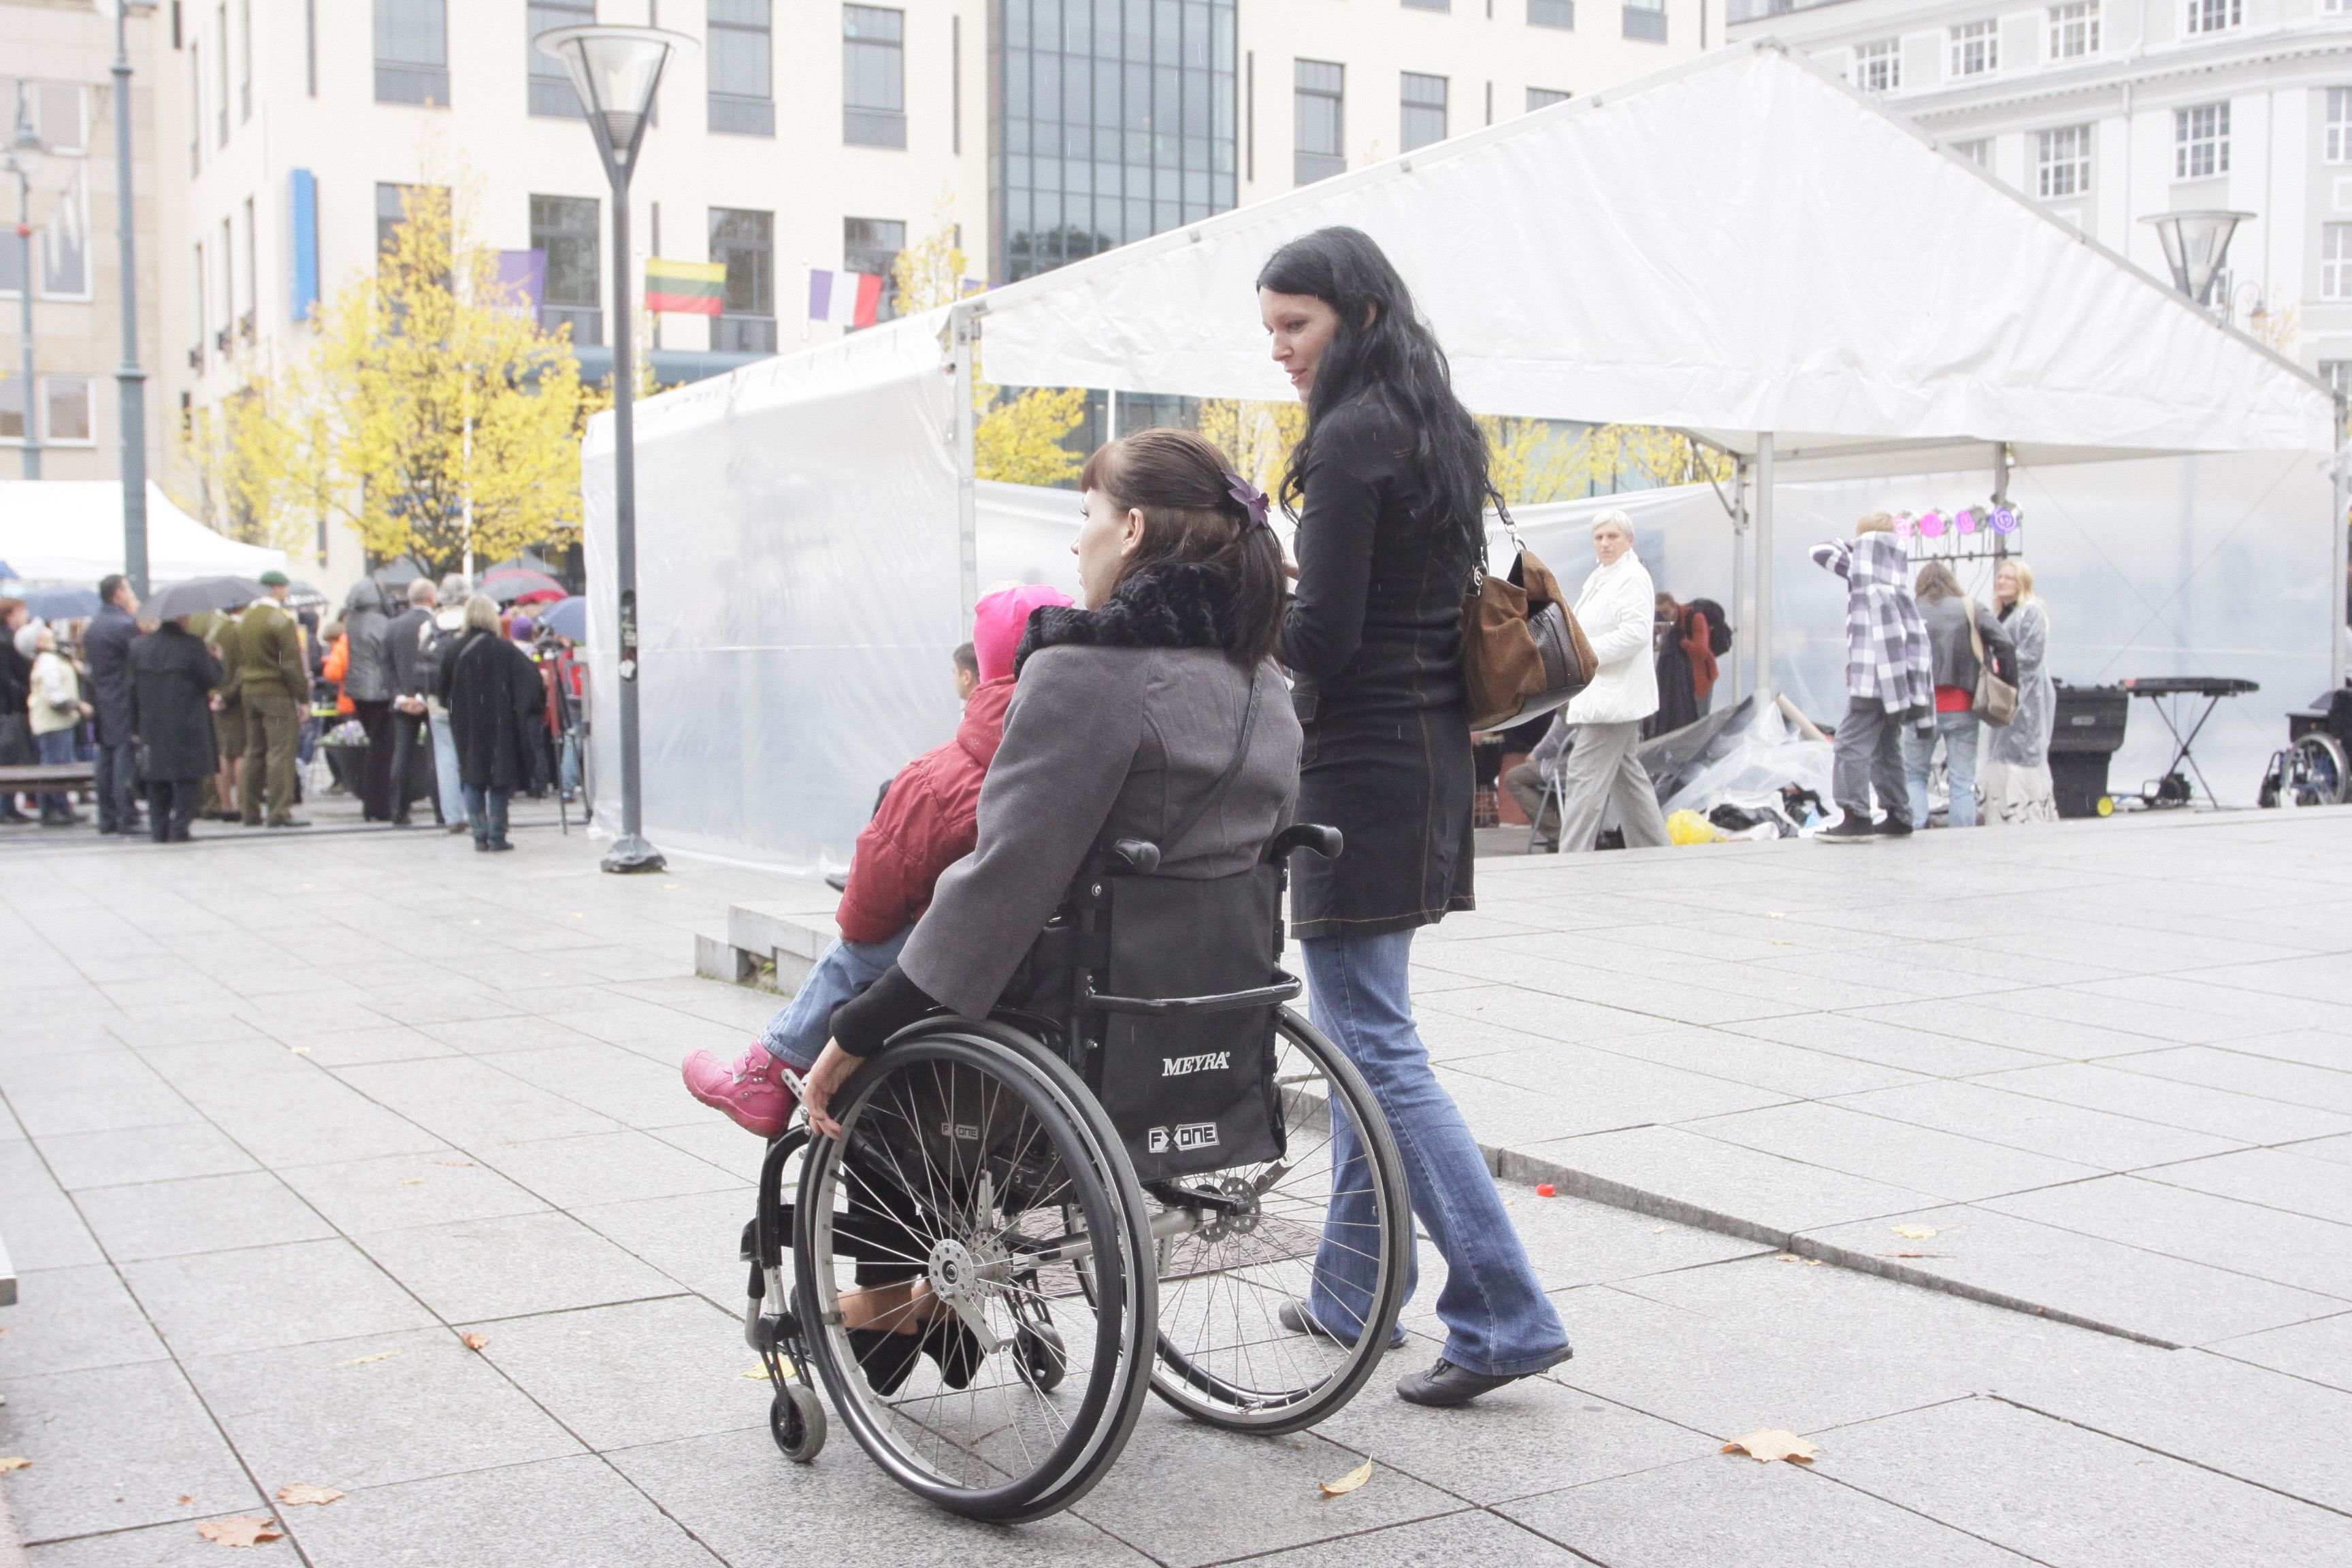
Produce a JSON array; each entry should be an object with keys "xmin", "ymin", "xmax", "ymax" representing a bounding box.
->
[
  {"xmin": 536, "ymin": 24, "xmax": 697, "ymax": 876},
  {"xmin": 7, "ymin": 88, "xmax": 45, "ymax": 480},
  {"xmin": 110, "ymin": 1, "xmax": 152, "ymax": 596},
  {"xmin": 2141, "ymin": 210, "xmax": 2253, "ymax": 310}
]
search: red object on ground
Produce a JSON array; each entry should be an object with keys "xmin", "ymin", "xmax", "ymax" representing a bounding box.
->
[{"xmin": 1535, "ymin": 1183, "xmax": 1556, "ymax": 1198}]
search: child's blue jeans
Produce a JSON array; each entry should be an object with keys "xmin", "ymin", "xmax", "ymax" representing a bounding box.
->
[{"xmin": 756, "ymin": 930, "xmax": 912, "ymax": 1072}]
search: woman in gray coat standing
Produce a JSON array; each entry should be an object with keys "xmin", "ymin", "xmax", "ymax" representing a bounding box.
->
[{"xmin": 1982, "ymin": 557, "xmax": 2057, "ymax": 825}]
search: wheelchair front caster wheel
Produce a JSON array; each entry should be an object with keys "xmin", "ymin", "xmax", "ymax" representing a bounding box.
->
[
  {"xmin": 770, "ymin": 1383, "xmax": 826, "ymax": 1463},
  {"xmin": 1015, "ymin": 1322, "xmax": 1067, "ymax": 1393}
]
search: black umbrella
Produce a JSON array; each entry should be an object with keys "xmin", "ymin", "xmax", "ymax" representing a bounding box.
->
[{"xmin": 144, "ymin": 576, "xmax": 264, "ymax": 621}]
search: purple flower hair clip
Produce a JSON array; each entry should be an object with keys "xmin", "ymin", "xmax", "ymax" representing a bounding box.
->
[{"xmin": 1225, "ymin": 472, "xmax": 1272, "ymax": 531}]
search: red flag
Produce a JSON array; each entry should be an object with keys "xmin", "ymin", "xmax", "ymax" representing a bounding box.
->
[{"xmin": 853, "ymin": 272, "xmax": 884, "ymax": 328}]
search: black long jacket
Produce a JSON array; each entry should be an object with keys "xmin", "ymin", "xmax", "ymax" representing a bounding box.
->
[
  {"xmin": 129, "ymin": 623, "xmax": 224, "ymax": 782},
  {"xmin": 1279, "ymin": 393, "xmax": 1477, "ymax": 940},
  {"xmin": 85, "ymin": 604, "xmax": 142, "ymax": 747},
  {"xmin": 436, "ymin": 630, "xmax": 546, "ymax": 790}
]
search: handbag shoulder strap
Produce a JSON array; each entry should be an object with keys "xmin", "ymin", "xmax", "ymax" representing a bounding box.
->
[
  {"xmin": 1962, "ymin": 596, "xmax": 1986, "ymax": 663},
  {"xmin": 1160, "ymin": 664, "xmax": 1263, "ymax": 858}
]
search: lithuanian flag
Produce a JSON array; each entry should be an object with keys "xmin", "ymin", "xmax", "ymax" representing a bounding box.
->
[{"xmin": 644, "ymin": 258, "xmax": 725, "ymax": 316}]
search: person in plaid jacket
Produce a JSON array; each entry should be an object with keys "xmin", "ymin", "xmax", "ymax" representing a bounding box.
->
[{"xmin": 1811, "ymin": 514, "xmax": 1934, "ymax": 842}]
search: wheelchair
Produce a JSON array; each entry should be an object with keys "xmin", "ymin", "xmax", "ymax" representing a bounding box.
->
[{"xmin": 735, "ymin": 823, "xmax": 1413, "ymax": 1522}]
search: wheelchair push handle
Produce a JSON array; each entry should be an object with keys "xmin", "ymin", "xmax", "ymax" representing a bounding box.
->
[
  {"xmin": 1108, "ymin": 838, "xmax": 1162, "ymax": 875},
  {"xmin": 1264, "ymin": 823, "xmax": 1344, "ymax": 864}
]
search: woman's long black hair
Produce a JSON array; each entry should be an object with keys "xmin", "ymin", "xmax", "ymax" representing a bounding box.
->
[{"xmin": 1256, "ymin": 226, "xmax": 1493, "ymax": 572}]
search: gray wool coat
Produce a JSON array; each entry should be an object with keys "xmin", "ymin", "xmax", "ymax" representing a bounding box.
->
[{"xmin": 898, "ymin": 642, "xmax": 1302, "ymax": 1022}]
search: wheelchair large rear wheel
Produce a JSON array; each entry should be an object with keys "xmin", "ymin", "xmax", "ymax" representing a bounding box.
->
[
  {"xmin": 794, "ymin": 1026, "xmax": 1156, "ymax": 1522},
  {"xmin": 1143, "ymin": 1007, "xmax": 1412, "ymax": 1434}
]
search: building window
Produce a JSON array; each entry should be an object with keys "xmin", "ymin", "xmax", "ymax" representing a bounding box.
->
[
  {"xmin": 996, "ymin": 0, "xmax": 1238, "ymax": 282},
  {"xmin": 1526, "ymin": 86, "xmax": 1571, "ymax": 112},
  {"xmin": 843, "ymin": 215, "xmax": 902, "ymax": 326},
  {"xmin": 191, "ymin": 243, "xmax": 206, "ymax": 372},
  {"xmin": 2332, "ymin": 88, "xmax": 2352, "ymax": 163},
  {"xmin": 709, "ymin": 0, "xmax": 775, "ymax": 136},
  {"xmin": 1296, "ymin": 60, "xmax": 1345, "ymax": 184},
  {"xmin": 1529, "ymin": 0, "xmax": 1575, "ymax": 27},
  {"xmin": 3, "ymin": 165, "xmax": 91, "ymax": 298},
  {"xmin": 2184, "ymin": 0, "xmax": 2240, "ymax": 35},
  {"xmin": 220, "ymin": 216, "xmax": 234, "ymax": 353},
  {"xmin": 0, "ymin": 378, "xmax": 20, "ymax": 442},
  {"xmin": 1950, "ymin": 19, "xmax": 1998, "ymax": 78},
  {"xmin": 2326, "ymin": 226, "xmax": 2352, "ymax": 301},
  {"xmin": 2048, "ymin": 2, "xmax": 2099, "ymax": 60},
  {"xmin": 1622, "ymin": 0, "xmax": 1666, "ymax": 43},
  {"xmin": 44, "ymin": 377, "xmax": 94, "ymax": 444},
  {"xmin": 1403, "ymin": 0, "xmax": 1450, "ymax": 10},
  {"xmin": 1401, "ymin": 72, "xmax": 1447, "ymax": 152},
  {"xmin": 1855, "ymin": 39, "xmax": 1901, "ymax": 93},
  {"xmin": 1950, "ymin": 137, "xmax": 1990, "ymax": 167},
  {"xmin": 239, "ymin": 0, "xmax": 253, "ymax": 122},
  {"xmin": 709, "ymin": 208, "xmax": 777, "ymax": 350},
  {"xmin": 2322, "ymin": 360, "xmax": 2352, "ymax": 395},
  {"xmin": 189, "ymin": 42, "xmax": 201, "ymax": 172},
  {"xmin": 531, "ymin": 194, "xmax": 603, "ymax": 346},
  {"xmin": 844, "ymin": 5, "xmax": 906, "ymax": 149},
  {"xmin": 241, "ymin": 194, "xmax": 257, "ymax": 338},
  {"xmin": 528, "ymin": 1, "xmax": 593, "ymax": 119},
  {"xmin": 2036, "ymin": 125, "xmax": 2091, "ymax": 198},
  {"xmin": 215, "ymin": 4, "xmax": 229, "ymax": 144},
  {"xmin": 375, "ymin": 0, "xmax": 449, "ymax": 106},
  {"xmin": 2174, "ymin": 101, "xmax": 2230, "ymax": 179}
]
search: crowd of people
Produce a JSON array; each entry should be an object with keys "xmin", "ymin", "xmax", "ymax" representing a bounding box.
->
[{"xmin": 1, "ymin": 571, "xmax": 583, "ymax": 851}]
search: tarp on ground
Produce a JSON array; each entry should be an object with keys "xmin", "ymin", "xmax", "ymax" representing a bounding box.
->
[
  {"xmin": 0, "ymin": 482, "xmax": 290, "ymax": 586},
  {"xmin": 978, "ymin": 40, "xmax": 2334, "ymax": 457}
]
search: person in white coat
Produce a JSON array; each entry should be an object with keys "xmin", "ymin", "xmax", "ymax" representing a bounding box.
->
[{"xmin": 1543, "ymin": 510, "xmax": 1670, "ymax": 853}]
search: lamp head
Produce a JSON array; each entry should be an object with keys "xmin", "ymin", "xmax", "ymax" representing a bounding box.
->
[
  {"xmin": 534, "ymin": 26, "xmax": 698, "ymax": 179},
  {"xmin": 9, "ymin": 83, "xmax": 45, "ymax": 157},
  {"xmin": 2140, "ymin": 210, "xmax": 2253, "ymax": 307}
]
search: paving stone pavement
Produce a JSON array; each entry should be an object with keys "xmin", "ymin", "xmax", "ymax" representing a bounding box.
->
[{"xmin": 3, "ymin": 807, "xmax": 2349, "ymax": 1565}]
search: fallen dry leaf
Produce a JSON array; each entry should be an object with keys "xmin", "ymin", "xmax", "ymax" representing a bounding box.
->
[
  {"xmin": 740, "ymin": 1368, "xmax": 770, "ymax": 1380},
  {"xmin": 1722, "ymin": 1429, "xmax": 1818, "ymax": 1465},
  {"xmin": 0, "ymin": 1457, "xmax": 30, "ymax": 1472},
  {"xmin": 397, "ymin": 1178, "xmax": 425, "ymax": 1186},
  {"xmin": 178, "ymin": 1495, "xmax": 195, "ymax": 1505},
  {"xmin": 1652, "ymin": 1225, "xmax": 1667, "ymax": 1235},
  {"xmin": 1776, "ymin": 1252, "xmax": 1802, "ymax": 1263},
  {"xmin": 429, "ymin": 1158, "xmax": 474, "ymax": 1168},
  {"xmin": 288, "ymin": 1046, "xmax": 312, "ymax": 1056},
  {"xmin": 196, "ymin": 1516, "xmax": 282, "ymax": 1547},
  {"xmin": 1891, "ymin": 1224, "xmax": 1940, "ymax": 1241},
  {"xmin": 275, "ymin": 1483, "xmax": 343, "ymax": 1507},
  {"xmin": 461, "ymin": 1333, "xmax": 489, "ymax": 1351},
  {"xmin": 1884, "ymin": 1252, "xmax": 1949, "ymax": 1260},
  {"xmin": 333, "ymin": 1350, "xmax": 400, "ymax": 1368},
  {"xmin": 1320, "ymin": 1458, "xmax": 1374, "ymax": 1497}
]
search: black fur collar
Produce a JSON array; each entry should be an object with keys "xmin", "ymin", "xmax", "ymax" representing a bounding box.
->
[{"xmin": 1013, "ymin": 562, "xmax": 1237, "ymax": 674}]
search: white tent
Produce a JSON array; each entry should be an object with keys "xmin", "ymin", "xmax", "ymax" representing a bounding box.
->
[
  {"xmin": 585, "ymin": 39, "xmax": 2345, "ymax": 869},
  {"xmin": 0, "ymin": 481, "xmax": 291, "ymax": 585}
]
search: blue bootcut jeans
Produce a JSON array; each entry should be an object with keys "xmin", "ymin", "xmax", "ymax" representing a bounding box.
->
[
  {"xmin": 756, "ymin": 928, "xmax": 912, "ymax": 1073},
  {"xmin": 1301, "ymin": 929, "xmax": 1571, "ymax": 1378}
]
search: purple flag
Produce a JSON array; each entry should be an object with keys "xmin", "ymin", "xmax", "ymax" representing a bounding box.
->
[{"xmin": 494, "ymin": 249, "xmax": 546, "ymax": 321}]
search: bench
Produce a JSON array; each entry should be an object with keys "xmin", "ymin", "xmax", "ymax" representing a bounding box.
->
[{"xmin": 0, "ymin": 761, "xmax": 95, "ymax": 789}]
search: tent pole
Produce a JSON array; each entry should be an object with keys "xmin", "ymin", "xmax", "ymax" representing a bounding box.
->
[
  {"xmin": 2334, "ymin": 397, "xmax": 2349, "ymax": 691},
  {"xmin": 1754, "ymin": 432, "xmax": 1776, "ymax": 700},
  {"xmin": 953, "ymin": 305, "xmax": 980, "ymax": 633},
  {"xmin": 1730, "ymin": 453, "xmax": 1750, "ymax": 705}
]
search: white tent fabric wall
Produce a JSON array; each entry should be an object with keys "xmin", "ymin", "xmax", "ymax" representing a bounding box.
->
[
  {"xmin": 582, "ymin": 314, "xmax": 964, "ymax": 871},
  {"xmin": 1499, "ymin": 451, "xmax": 2332, "ymax": 807},
  {"xmin": 0, "ymin": 481, "xmax": 290, "ymax": 584}
]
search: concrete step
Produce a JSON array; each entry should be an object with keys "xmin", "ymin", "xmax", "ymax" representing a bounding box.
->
[{"xmin": 700, "ymin": 896, "xmax": 841, "ymax": 994}]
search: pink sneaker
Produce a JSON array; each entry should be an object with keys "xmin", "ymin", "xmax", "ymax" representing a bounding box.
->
[{"xmin": 683, "ymin": 1045, "xmax": 798, "ymax": 1138}]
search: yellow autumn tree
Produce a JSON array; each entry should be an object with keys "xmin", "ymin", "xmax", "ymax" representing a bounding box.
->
[
  {"xmin": 216, "ymin": 183, "xmax": 591, "ymax": 576},
  {"xmin": 892, "ymin": 200, "xmax": 1088, "ymax": 487},
  {"xmin": 1194, "ymin": 398, "xmax": 1306, "ymax": 497}
]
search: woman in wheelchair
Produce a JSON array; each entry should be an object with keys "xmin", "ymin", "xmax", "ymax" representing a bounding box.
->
[{"xmin": 753, "ymin": 429, "xmax": 1417, "ymax": 1520}]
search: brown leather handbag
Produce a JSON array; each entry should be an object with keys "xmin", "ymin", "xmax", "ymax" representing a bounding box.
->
[{"xmin": 1460, "ymin": 538, "xmax": 1597, "ymax": 732}]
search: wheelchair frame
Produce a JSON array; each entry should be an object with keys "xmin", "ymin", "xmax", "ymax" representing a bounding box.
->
[{"xmin": 734, "ymin": 822, "xmax": 1414, "ymax": 1520}]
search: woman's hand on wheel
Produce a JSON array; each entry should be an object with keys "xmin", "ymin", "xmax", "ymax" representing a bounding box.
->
[{"xmin": 802, "ymin": 1039, "xmax": 860, "ymax": 1138}]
